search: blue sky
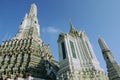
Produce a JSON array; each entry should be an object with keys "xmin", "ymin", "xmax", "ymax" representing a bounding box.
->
[{"xmin": 0, "ymin": 0, "xmax": 120, "ymax": 72}]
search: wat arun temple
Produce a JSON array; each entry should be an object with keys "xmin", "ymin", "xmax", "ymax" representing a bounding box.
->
[{"xmin": 0, "ymin": 3, "xmax": 120, "ymax": 80}]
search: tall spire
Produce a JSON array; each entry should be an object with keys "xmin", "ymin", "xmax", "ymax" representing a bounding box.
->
[
  {"xmin": 98, "ymin": 37, "xmax": 109, "ymax": 51},
  {"xmin": 29, "ymin": 3, "xmax": 37, "ymax": 17},
  {"xmin": 98, "ymin": 37, "xmax": 120, "ymax": 80},
  {"xmin": 14, "ymin": 3, "xmax": 40, "ymax": 39},
  {"xmin": 69, "ymin": 20, "xmax": 78, "ymax": 35}
]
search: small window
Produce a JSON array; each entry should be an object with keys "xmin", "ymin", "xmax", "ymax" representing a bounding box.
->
[
  {"xmin": 35, "ymin": 21, "xmax": 37, "ymax": 23},
  {"xmin": 61, "ymin": 42, "xmax": 66, "ymax": 59},
  {"xmin": 70, "ymin": 41, "xmax": 76, "ymax": 58},
  {"xmin": 106, "ymin": 57, "xmax": 109, "ymax": 59},
  {"xmin": 21, "ymin": 21, "xmax": 22, "ymax": 25}
]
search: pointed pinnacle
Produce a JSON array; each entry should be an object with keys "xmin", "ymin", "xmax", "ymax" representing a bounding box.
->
[{"xmin": 98, "ymin": 37, "xmax": 109, "ymax": 51}]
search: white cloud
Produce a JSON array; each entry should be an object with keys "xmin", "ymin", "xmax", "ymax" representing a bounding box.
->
[{"xmin": 42, "ymin": 27, "xmax": 61, "ymax": 34}]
